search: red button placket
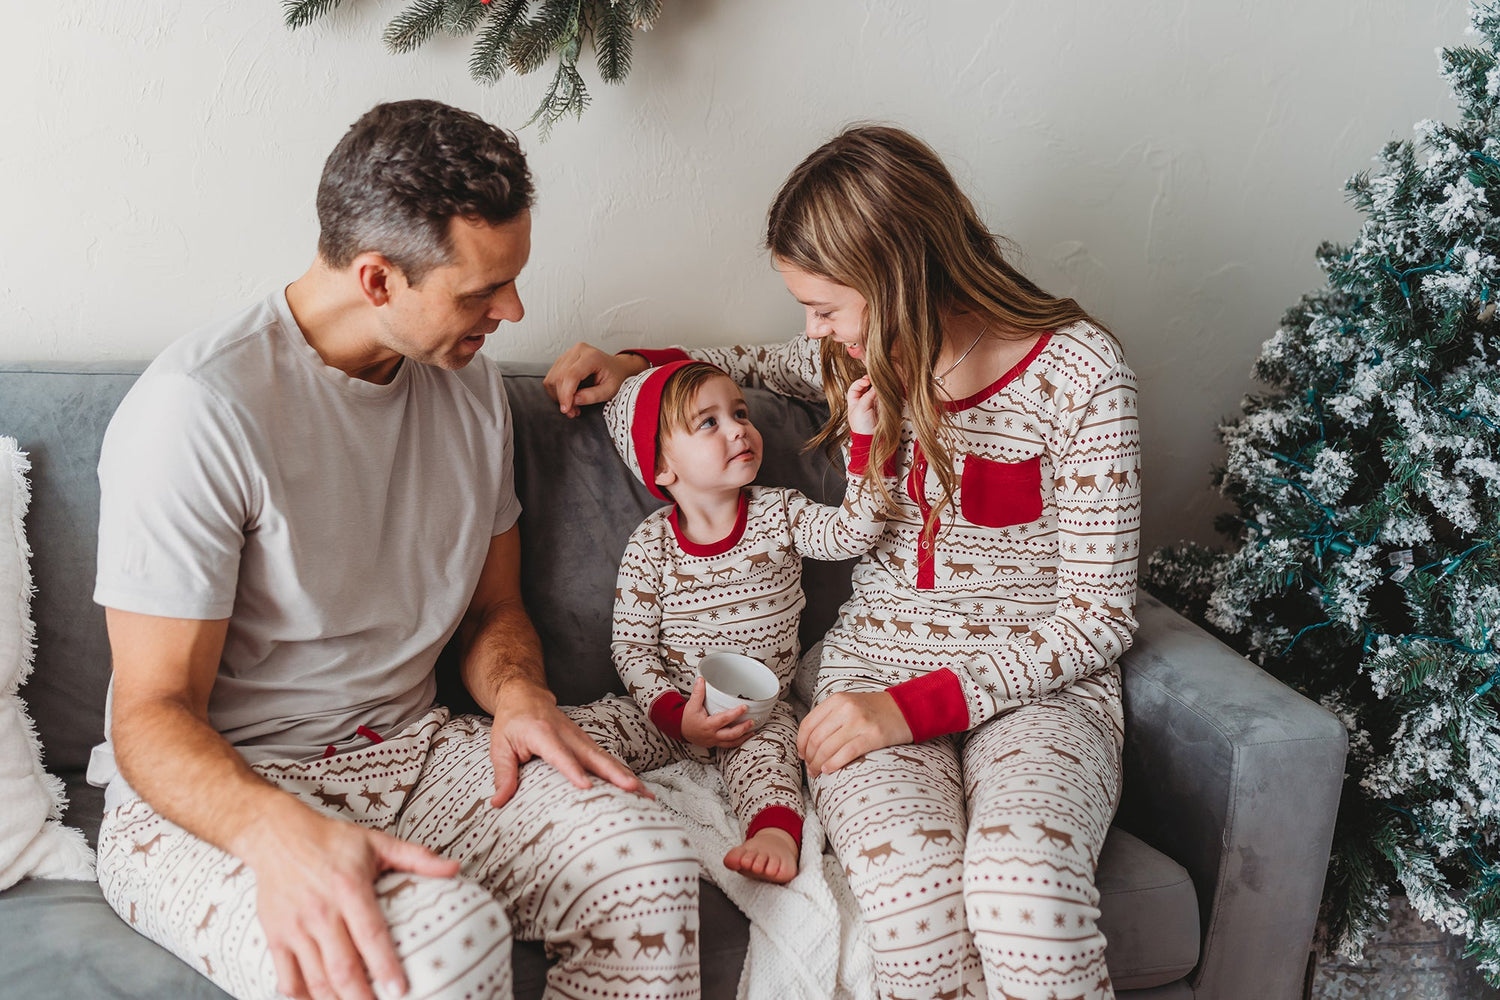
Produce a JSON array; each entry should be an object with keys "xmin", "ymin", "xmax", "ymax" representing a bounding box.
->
[{"xmin": 907, "ymin": 443, "xmax": 938, "ymax": 590}]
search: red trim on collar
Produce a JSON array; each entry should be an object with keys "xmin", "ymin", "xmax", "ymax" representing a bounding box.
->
[
  {"xmin": 943, "ymin": 332, "xmax": 1052, "ymax": 412},
  {"xmin": 670, "ymin": 490, "xmax": 750, "ymax": 556}
]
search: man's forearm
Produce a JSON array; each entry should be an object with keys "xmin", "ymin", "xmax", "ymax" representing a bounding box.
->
[
  {"xmin": 461, "ymin": 597, "xmax": 549, "ymax": 715},
  {"xmin": 113, "ymin": 697, "xmax": 308, "ymax": 862}
]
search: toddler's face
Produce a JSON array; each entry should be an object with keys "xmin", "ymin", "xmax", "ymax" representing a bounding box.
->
[{"xmin": 656, "ymin": 375, "xmax": 763, "ymax": 497}]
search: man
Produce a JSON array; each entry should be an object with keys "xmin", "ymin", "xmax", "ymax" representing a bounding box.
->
[{"xmin": 88, "ymin": 100, "xmax": 701, "ymax": 1000}]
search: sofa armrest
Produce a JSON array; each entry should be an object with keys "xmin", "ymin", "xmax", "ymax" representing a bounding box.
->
[{"xmin": 1117, "ymin": 592, "xmax": 1347, "ymax": 1000}]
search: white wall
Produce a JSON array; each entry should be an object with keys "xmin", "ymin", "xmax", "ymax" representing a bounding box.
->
[{"xmin": 0, "ymin": 0, "xmax": 1470, "ymax": 553}]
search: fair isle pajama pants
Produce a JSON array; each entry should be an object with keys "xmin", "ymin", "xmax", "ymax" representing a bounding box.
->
[
  {"xmin": 812, "ymin": 671, "xmax": 1124, "ymax": 1000},
  {"xmin": 95, "ymin": 708, "xmax": 702, "ymax": 1000},
  {"xmin": 566, "ymin": 694, "xmax": 805, "ymax": 844}
]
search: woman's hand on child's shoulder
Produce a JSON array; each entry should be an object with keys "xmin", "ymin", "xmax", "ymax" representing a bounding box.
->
[
  {"xmin": 846, "ymin": 375, "xmax": 879, "ymax": 436},
  {"xmin": 681, "ymin": 676, "xmax": 756, "ymax": 749}
]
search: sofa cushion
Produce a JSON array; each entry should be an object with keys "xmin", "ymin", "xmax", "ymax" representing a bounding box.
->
[{"xmin": 1098, "ymin": 827, "xmax": 1201, "ymax": 989}]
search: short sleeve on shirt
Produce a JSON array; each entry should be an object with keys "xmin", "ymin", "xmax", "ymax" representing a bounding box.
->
[{"xmin": 94, "ymin": 372, "xmax": 253, "ymax": 620}]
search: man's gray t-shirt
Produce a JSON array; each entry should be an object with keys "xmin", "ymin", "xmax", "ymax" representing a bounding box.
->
[{"xmin": 89, "ymin": 291, "xmax": 521, "ymax": 807}]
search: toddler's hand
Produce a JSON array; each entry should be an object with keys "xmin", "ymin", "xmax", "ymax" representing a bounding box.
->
[
  {"xmin": 847, "ymin": 376, "xmax": 879, "ymax": 436},
  {"xmin": 680, "ymin": 677, "xmax": 756, "ymax": 749}
]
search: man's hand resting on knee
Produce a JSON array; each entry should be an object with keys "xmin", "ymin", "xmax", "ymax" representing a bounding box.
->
[
  {"xmin": 485, "ymin": 677, "xmax": 649, "ymax": 807},
  {"xmin": 234, "ymin": 797, "xmax": 459, "ymax": 1000}
]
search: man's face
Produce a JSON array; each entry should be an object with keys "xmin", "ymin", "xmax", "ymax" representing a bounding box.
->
[{"xmin": 380, "ymin": 211, "xmax": 532, "ymax": 370}]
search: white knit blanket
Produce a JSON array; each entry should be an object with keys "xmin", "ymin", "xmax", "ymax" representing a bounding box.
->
[
  {"xmin": 641, "ymin": 759, "xmax": 876, "ymax": 1000},
  {"xmin": 0, "ymin": 435, "xmax": 95, "ymax": 890}
]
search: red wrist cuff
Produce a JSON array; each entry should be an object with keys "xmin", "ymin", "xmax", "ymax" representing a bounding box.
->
[
  {"xmin": 886, "ymin": 669, "xmax": 970, "ymax": 742},
  {"xmin": 746, "ymin": 805, "xmax": 803, "ymax": 848},
  {"xmin": 848, "ymin": 433, "xmax": 873, "ymax": 475},
  {"xmin": 649, "ymin": 690, "xmax": 688, "ymax": 742},
  {"xmin": 627, "ymin": 348, "xmax": 692, "ymax": 366}
]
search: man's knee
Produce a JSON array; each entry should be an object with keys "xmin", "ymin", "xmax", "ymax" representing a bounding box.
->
[{"xmin": 384, "ymin": 875, "xmax": 513, "ymax": 1000}]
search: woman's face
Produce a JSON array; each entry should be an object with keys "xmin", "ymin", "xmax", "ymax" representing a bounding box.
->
[{"xmin": 775, "ymin": 259, "xmax": 870, "ymax": 361}]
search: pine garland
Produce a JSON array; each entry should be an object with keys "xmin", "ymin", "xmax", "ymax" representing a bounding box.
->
[
  {"xmin": 1148, "ymin": 1, "xmax": 1500, "ymax": 977},
  {"xmin": 283, "ymin": 0, "xmax": 661, "ymax": 136}
]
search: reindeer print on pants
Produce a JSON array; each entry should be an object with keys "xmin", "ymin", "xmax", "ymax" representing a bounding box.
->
[{"xmin": 96, "ymin": 708, "xmax": 701, "ymax": 1000}]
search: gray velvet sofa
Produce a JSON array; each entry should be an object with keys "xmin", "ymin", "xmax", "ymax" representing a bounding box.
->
[{"xmin": 0, "ymin": 359, "xmax": 1347, "ymax": 1000}]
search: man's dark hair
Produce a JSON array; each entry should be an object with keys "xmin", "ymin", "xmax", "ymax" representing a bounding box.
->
[{"xmin": 316, "ymin": 99, "xmax": 534, "ymax": 284}]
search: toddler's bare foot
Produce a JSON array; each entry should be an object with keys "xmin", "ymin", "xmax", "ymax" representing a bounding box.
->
[{"xmin": 724, "ymin": 827, "xmax": 799, "ymax": 884}]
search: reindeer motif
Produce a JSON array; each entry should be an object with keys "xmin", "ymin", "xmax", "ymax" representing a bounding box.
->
[
  {"xmin": 583, "ymin": 931, "xmax": 619, "ymax": 957},
  {"xmin": 859, "ymin": 841, "xmax": 904, "ymax": 869},
  {"xmin": 1032, "ymin": 821, "xmax": 1076, "ymax": 852},
  {"xmin": 1046, "ymin": 744, "xmax": 1082, "ymax": 766},
  {"xmin": 945, "ymin": 559, "xmax": 979, "ymax": 579},
  {"xmin": 1065, "ymin": 594, "xmax": 1093, "ymax": 612},
  {"xmin": 631, "ymin": 926, "xmax": 670, "ymax": 958},
  {"xmin": 629, "ymin": 586, "xmax": 659, "ymax": 607},
  {"xmin": 312, "ymin": 788, "xmax": 352, "ymax": 812},
  {"xmin": 454, "ymin": 796, "xmax": 486, "ymax": 825},
  {"xmin": 963, "ymin": 622, "xmax": 995, "ymax": 639},
  {"xmin": 377, "ymin": 878, "xmax": 417, "ymax": 902},
  {"xmin": 1044, "ymin": 651, "xmax": 1065, "ymax": 682},
  {"xmin": 1026, "ymin": 630, "xmax": 1048, "ymax": 649},
  {"xmin": 976, "ymin": 823, "xmax": 1016, "ymax": 839},
  {"xmin": 1067, "ymin": 472, "xmax": 1099, "ymax": 492},
  {"xmin": 912, "ymin": 826, "xmax": 957, "ymax": 847},
  {"xmin": 708, "ymin": 566, "xmax": 738, "ymax": 581},
  {"xmin": 1046, "ymin": 991, "xmax": 1084, "ymax": 1000},
  {"xmin": 1034, "ymin": 372, "xmax": 1063, "ymax": 400},
  {"xmin": 517, "ymin": 821, "xmax": 555, "ymax": 854},
  {"xmin": 130, "ymin": 833, "xmax": 164, "ymax": 862},
  {"xmin": 357, "ymin": 784, "xmax": 388, "ymax": 811},
  {"xmin": 1096, "ymin": 975, "xmax": 1113, "ymax": 994},
  {"xmin": 886, "ymin": 553, "xmax": 908, "ymax": 573},
  {"xmin": 194, "ymin": 903, "xmax": 217, "ymax": 936},
  {"xmin": 891, "ymin": 619, "xmax": 917, "ymax": 637},
  {"xmin": 925, "ymin": 622, "xmax": 955, "ymax": 640},
  {"xmin": 668, "ymin": 569, "xmax": 698, "ymax": 586},
  {"xmin": 890, "ymin": 749, "xmax": 927, "ymax": 768},
  {"xmin": 663, "ymin": 646, "xmax": 690, "ymax": 666},
  {"xmin": 991, "ymin": 747, "xmax": 1026, "ymax": 763},
  {"xmin": 678, "ymin": 919, "xmax": 697, "ymax": 950},
  {"xmin": 743, "ymin": 550, "xmax": 774, "ymax": 570},
  {"xmin": 1106, "ymin": 468, "xmax": 1133, "ymax": 489},
  {"xmin": 866, "ymin": 615, "xmax": 888, "ymax": 631},
  {"xmin": 224, "ymin": 861, "xmax": 247, "ymax": 882},
  {"xmin": 128, "ymin": 901, "xmax": 137, "ymax": 926},
  {"xmin": 201, "ymin": 956, "xmax": 214, "ymax": 977}
]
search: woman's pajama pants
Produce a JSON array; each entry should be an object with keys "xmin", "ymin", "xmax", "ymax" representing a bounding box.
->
[
  {"xmin": 813, "ymin": 665, "xmax": 1124, "ymax": 1000},
  {"xmin": 95, "ymin": 708, "xmax": 703, "ymax": 1000}
]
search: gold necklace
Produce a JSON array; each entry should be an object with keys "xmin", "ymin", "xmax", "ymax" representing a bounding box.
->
[{"xmin": 933, "ymin": 324, "xmax": 989, "ymax": 388}]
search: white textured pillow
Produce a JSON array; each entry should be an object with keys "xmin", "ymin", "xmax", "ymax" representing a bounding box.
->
[{"xmin": 0, "ymin": 435, "xmax": 94, "ymax": 889}]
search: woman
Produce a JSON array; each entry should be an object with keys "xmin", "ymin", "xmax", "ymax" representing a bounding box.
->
[{"xmin": 546, "ymin": 125, "xmax": 1139, "ymax": 1000}]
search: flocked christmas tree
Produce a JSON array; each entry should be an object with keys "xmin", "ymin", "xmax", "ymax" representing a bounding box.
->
[{"xmin": 1149, "ymin": 1, "xmax": 1500, "ymax": 976}]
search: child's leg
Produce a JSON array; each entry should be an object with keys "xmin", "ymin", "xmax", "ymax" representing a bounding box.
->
[
  {"xmin": 565, "ymin": 693, "xmax": 681, "ymax": 772},
  {"xmin": 719, "ymin": 701, "xmax": 803, "ymax": 883}
]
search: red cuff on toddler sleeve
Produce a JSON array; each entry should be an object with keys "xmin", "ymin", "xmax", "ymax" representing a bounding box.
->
[
  {"xmin": 626, "ymin": 348, "xmax": 692, "ymax": 366},
  {"xmin": 649, "ymin": 690, "xmax": 688, "ymax": 742},
  {"xmin": 886, "ymin": 668, "xmax": 970, "ymax": 742},
  {"xmin": 747, "ymin": 805, "xmax": 804, "ymax": 849}
]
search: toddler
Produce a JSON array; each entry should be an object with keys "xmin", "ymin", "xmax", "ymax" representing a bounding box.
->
[{"xmin": 568, "ymin": 359, "xmax": 887, "ymax": 882}]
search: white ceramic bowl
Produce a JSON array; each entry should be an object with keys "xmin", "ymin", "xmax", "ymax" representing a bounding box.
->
[{"xmin": 698, "ymin": 651, "xmax": 779, "ymax": 728}]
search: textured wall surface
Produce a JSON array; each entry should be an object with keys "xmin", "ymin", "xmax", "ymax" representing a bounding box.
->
[{"xmin": 0, "ymin": 0, "xmax": 1469, "ymax": 552}]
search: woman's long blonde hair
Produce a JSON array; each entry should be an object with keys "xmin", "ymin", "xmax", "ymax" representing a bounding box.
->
[{"xmin": 766, "ymin": 124, "xmax": 1104, "ymax": 535}]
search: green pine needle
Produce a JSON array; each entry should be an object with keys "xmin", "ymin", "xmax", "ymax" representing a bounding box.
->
[
  {"xmin": 282, "ymin": 0, "xmax": 350, "ymax": 30},
  {"xmin": 384, "ymin": 0, "xmax": 449, "ymax": 54}
]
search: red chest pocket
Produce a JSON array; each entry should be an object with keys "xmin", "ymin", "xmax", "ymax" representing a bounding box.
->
[{"xmin": 960, "ymin": 454, "xmax": 1043, "ymax": 528}]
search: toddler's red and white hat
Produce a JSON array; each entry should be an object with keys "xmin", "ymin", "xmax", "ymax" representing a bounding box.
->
[{"xmin": 603, "ymin": 359, "xmax": 716, "ymax": 502}]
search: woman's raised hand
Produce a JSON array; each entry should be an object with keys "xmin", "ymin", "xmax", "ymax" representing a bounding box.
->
[
  {"xmin": 543, "ymin": 343, "xmax": 650, "ymax": 417},
  {"xmin": 846, "ymin": 375, "xmax": 879, "ymax": 436}
]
